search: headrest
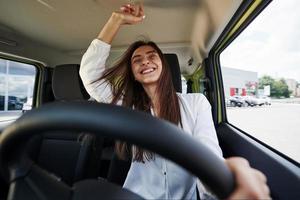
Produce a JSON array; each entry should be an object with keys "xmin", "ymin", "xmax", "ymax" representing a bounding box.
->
[
  {"xmin": 164, "ymin": 54, "xmax": 182, "ymax": 93},
  {"xmin": 52, "ymin": 64, "xmax": 90, "ymax": 101}
]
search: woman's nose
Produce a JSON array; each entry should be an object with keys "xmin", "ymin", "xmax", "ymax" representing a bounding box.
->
[{"xmin": 142, "ymin": 57, "xmax": 149, "ymax": 65}]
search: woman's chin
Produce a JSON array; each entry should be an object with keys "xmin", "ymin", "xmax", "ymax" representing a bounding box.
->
[{"xmin": 139, "ymin": 79, "xmax": 159, "ymax": 86}]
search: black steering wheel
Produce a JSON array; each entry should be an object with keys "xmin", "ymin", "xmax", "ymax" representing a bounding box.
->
[{"xmin": 0, "ymin": 101, "xmax": 235, "ymax": 199}]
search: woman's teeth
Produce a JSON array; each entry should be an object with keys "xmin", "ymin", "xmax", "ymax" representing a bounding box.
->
[{"xmin": 141, "ymin": 68, "xmax": 155, "ymax": 74}]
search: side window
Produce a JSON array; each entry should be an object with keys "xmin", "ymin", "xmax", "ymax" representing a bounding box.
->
[
  {"xmin": 0, "ymin": 58, "xmax": 37, "ymax": 122},
  {"xmin": 220, "ymin": 1, "xmax": 300, "ymax": 163}
]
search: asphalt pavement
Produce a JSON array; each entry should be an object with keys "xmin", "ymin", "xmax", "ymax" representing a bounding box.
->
[
  {"xmin": 227, "ymin": 103, "xmax": 300, "ymax": 163},
  {"xmin": 0, "ymin": 111, "xmax": 22, "ymax": 122}
]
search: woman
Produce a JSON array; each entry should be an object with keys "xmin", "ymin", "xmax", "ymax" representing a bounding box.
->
[{"xmin": 80, "ymin": 3, "xmax": 270, "ymax": 200}]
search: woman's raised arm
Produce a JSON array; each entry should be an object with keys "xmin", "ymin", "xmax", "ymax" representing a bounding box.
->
[
  {"xmin": 80, "ymin": 3, "xmax": 145, "ymax": 102},
  {"xmin": 98, "ymin": 3, "xmax": 145, "ymax": 44}
]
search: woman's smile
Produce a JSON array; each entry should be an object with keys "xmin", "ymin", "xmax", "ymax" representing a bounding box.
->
[{"xmin": 140, "ymin": 67, "xmax": 156, "ymax": 75}]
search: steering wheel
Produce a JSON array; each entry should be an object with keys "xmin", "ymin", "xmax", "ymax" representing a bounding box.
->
[{"xmin": 0, "ymin": 101, "xmax": 235, "ymax": 199}]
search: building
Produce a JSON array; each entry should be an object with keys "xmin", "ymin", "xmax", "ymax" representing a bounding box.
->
[
  {"xmin": 0, "ymin": 58, "xmax": 35, "ymax": 111},
  {"xmin": 285, "ymin": 79, "xmax": 298, "ymax": 97},
  {"xmin": 296, "ymin": 87, "xmax": 300, "ymax": 97},
  {"xmin": 221, "ymin": 67, "xmax": 258, "ymax": 97}
]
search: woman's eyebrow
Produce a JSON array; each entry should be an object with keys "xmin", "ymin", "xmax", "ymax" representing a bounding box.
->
[
  {"xmin": 132, "ymin": 50, "xmax": 157, "ymax": 60},
  {"xmin": 145, "ymin": 50, "xmax": 156, "ymax": 54},
  {"xmin": 132, "ymin": 54, "xmax": 142, "ymax": 60}
]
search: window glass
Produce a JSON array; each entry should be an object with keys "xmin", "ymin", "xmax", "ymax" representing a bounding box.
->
[
  {"xmin": 0, "ymin": 58, "xmax": 36, "ymax": 122},
  {"xmin": 0, "ymin": 59, "xmax": 6, "ymax": 74},
  {"xmin": 220, "ymin": 0, "xmax": 300, "ymax": 163}
]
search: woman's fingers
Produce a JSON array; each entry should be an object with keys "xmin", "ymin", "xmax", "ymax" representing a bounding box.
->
[
  {"xmin": 136, "ymin": 3, "xmax": 145, "ymax": 18},
  {"xmin": 262, "ymin": 184, "xmax": 271, "ymax": 196},
  {"xmin": 120, "ymin": 3, "xmax": 144, "ymax": 17},
  {"xmin": 138, "ymin": 3, "xmax": 144, "ymax": 18},
  {"xmin": 226, "ymin": 157, "xmax": 271, "ymax": 200},
  {"xmin": 129, "ymin": 3, "xmax": 140, "ymax": 17},
  {"xmin": 120, "ymin": 7, "xmax": 130, "ymax": 14},
  {"xmin": 253, "ymin": 169, "xmax": 267, "ymax": 183},
  {"xmin": 117, "ymin": 2, "xmax": 145, "ymax": 25},
  {"xmin": 120, "ymin": 5, "xmax": 132, "ymax": 13}
]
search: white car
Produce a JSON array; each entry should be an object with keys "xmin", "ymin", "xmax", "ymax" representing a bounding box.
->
[
  {"xmin": 260, "ymin": 96, "xmax": 271, "ymax": 105},
  {"xmin": 22, "ymin": 97, "xmax": 33, "ymax": 113},
  {"xmin": 254, "ymin": 97, "xmax": 265, "ymax": 106},
  {"xmin": 243, "ymin": 96, "xmax": 265, "ymax": 106}
]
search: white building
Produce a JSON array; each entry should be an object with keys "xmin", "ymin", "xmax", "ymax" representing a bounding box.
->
[
  {"xmin": 0, "ymin": 59, "xmax": 35, "ymax": 111},
  {"xmin": 285, "ymin": 79, "xmax": 298, "ymax": 97},
  {"xmin": 221, "ymin": 67, "xmax": 258, "ymax": 97}
]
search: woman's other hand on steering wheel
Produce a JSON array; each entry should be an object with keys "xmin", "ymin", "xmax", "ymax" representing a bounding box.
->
[{"xmin": 226, "ymin": 157, "xmax": 271, "ymax": 200}]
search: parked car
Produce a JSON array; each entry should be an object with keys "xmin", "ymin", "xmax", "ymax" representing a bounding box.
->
[
  {"xmin": 8, "ymin": 96, "xmax": 23, "ymax": 110},
  {"xmin": 228, "ymin": 96, "xmax": 245, "ymax": 107},
  {"xmin": 260, "ymin": 96, "xmax": 271, "ymax": 105},
  {"xmin": 21, "ymin": 97, "xmax": 33, "ymax": 113},
  {"xmin": 243, "ymin": 95, "xmax": 264, "ymax": 106},
  {"xmin": 225, "ymin": 97, "xmax": 231, "ymax": 107},
  {"xmin": 0, "ymin": 96, "xmax": 4, "ymax": 110}
]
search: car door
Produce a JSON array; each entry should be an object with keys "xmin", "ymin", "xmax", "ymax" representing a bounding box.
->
[{"xmin": 202, "ymin": 0, "xmax": 300, "ymax": 199}]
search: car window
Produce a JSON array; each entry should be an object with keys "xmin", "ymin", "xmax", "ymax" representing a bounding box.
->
[
  {"xmin": 220, "ymin": 0, "xmax": 300, "ymax": 163},
  {"xmin": 0, "ymin": 58, "xmax": 37, "ymax": 123}
]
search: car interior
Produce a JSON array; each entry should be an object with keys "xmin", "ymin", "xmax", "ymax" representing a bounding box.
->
[{"xmin": 0, "ymin": 0, "xmax": 299, "ymax": 199}]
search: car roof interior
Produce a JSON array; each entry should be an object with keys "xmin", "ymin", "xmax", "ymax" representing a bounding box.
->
[{"xmin": 0, "ymin": 0, "xmax": 241, "ymax": 74}]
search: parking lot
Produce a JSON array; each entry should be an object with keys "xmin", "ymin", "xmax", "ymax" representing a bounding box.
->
[
  {"xmin": 1, "ymin": 101, "xmax": 299, "ymax": 163},
  {"xmin": 227, "ymin": 102, "xmax": 300, "ymax": 163},
  {"xmin": 0, "ymin": 111, "xmax": 21, "ymax": 122}
]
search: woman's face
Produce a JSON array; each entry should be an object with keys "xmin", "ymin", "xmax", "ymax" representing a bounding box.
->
[{"xmin": 131, "ymin": 45, "xmax": 162, "ymax": 86}]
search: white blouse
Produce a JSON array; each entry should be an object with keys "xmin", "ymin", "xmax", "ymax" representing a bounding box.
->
[{"xmin": 80, "ymin": 39, "xmax": 223, "ymax": 199}]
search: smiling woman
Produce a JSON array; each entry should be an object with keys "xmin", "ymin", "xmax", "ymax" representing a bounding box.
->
[{"xmin": 79, "ymin": 2, "xmax": 270, "ymax": 200}]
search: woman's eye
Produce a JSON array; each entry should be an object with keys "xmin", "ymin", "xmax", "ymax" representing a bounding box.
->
[
  {"xmin": 133, "ymin": 58, "xmax": 140, "ymax": 64},
  {"xmin": 149, "ymin": 54, "xmax": 157, "ymax": 59}
]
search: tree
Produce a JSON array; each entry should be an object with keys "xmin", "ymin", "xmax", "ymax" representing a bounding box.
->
[
  {"xmin": 259, "ymin": 75, "xmax": 276, "ymax": 96},
  {"xmin": 274, "ymin": 79, "xmax": 291, "ymax": 98},
  {"xmin": 258, "ymin": 75, "xmax": 275, "ymax": 89},
  {"xmin": 259, "ymin": 76, "xmax": 291, "ymax": 98}
]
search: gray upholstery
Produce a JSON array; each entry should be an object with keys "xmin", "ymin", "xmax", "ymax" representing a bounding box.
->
[
  {"xmin": 164, "ymin": 54, "xmax": 182, "ymax": 93},
  {"xmin": 28, "ymin": 64, "xmax": 100, "ymax": 186},
  {"xmin": 52, "ymin": 64, "xmax": 90, "ymax": 100}
]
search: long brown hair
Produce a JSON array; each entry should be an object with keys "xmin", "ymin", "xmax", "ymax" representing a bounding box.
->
[{"xmin": 96, "ymin": 40, "xmax": 181, "ymax": 162}]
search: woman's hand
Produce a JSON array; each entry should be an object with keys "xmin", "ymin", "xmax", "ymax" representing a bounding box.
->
[
  {"xmin": 226, "ymin": 157, "xmax": 271, "ymax": 200},
  {"xmin": 97, "ymin": 2, "xmax": 145, "ymax": 44},
  {"xmin": 113, "ymin": 3, "xmax": 145, "ymax": 25}
]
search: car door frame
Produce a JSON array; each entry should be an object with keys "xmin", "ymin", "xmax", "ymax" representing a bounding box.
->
[{"xmin": 204, "ymin": 0, "xmax": 300, "ymax": 199}]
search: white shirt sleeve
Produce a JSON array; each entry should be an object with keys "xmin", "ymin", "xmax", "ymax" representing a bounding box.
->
[
  {"xmin": 192, "ymin": 94, "xmax": 223, "ymax": 158},
  {"xmin": 79, "ymin": 39, "xmax": 113, "ymax": 103}
]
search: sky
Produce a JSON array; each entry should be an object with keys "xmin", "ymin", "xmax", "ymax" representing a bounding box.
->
[{"xmin": 221, "ymin": 0, "xmax": 300, "ymax": 82}]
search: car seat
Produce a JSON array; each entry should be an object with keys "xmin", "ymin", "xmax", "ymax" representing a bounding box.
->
[{"xmin": 27, "ymin": 64, "xmax": 103, "ymax": 185}]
